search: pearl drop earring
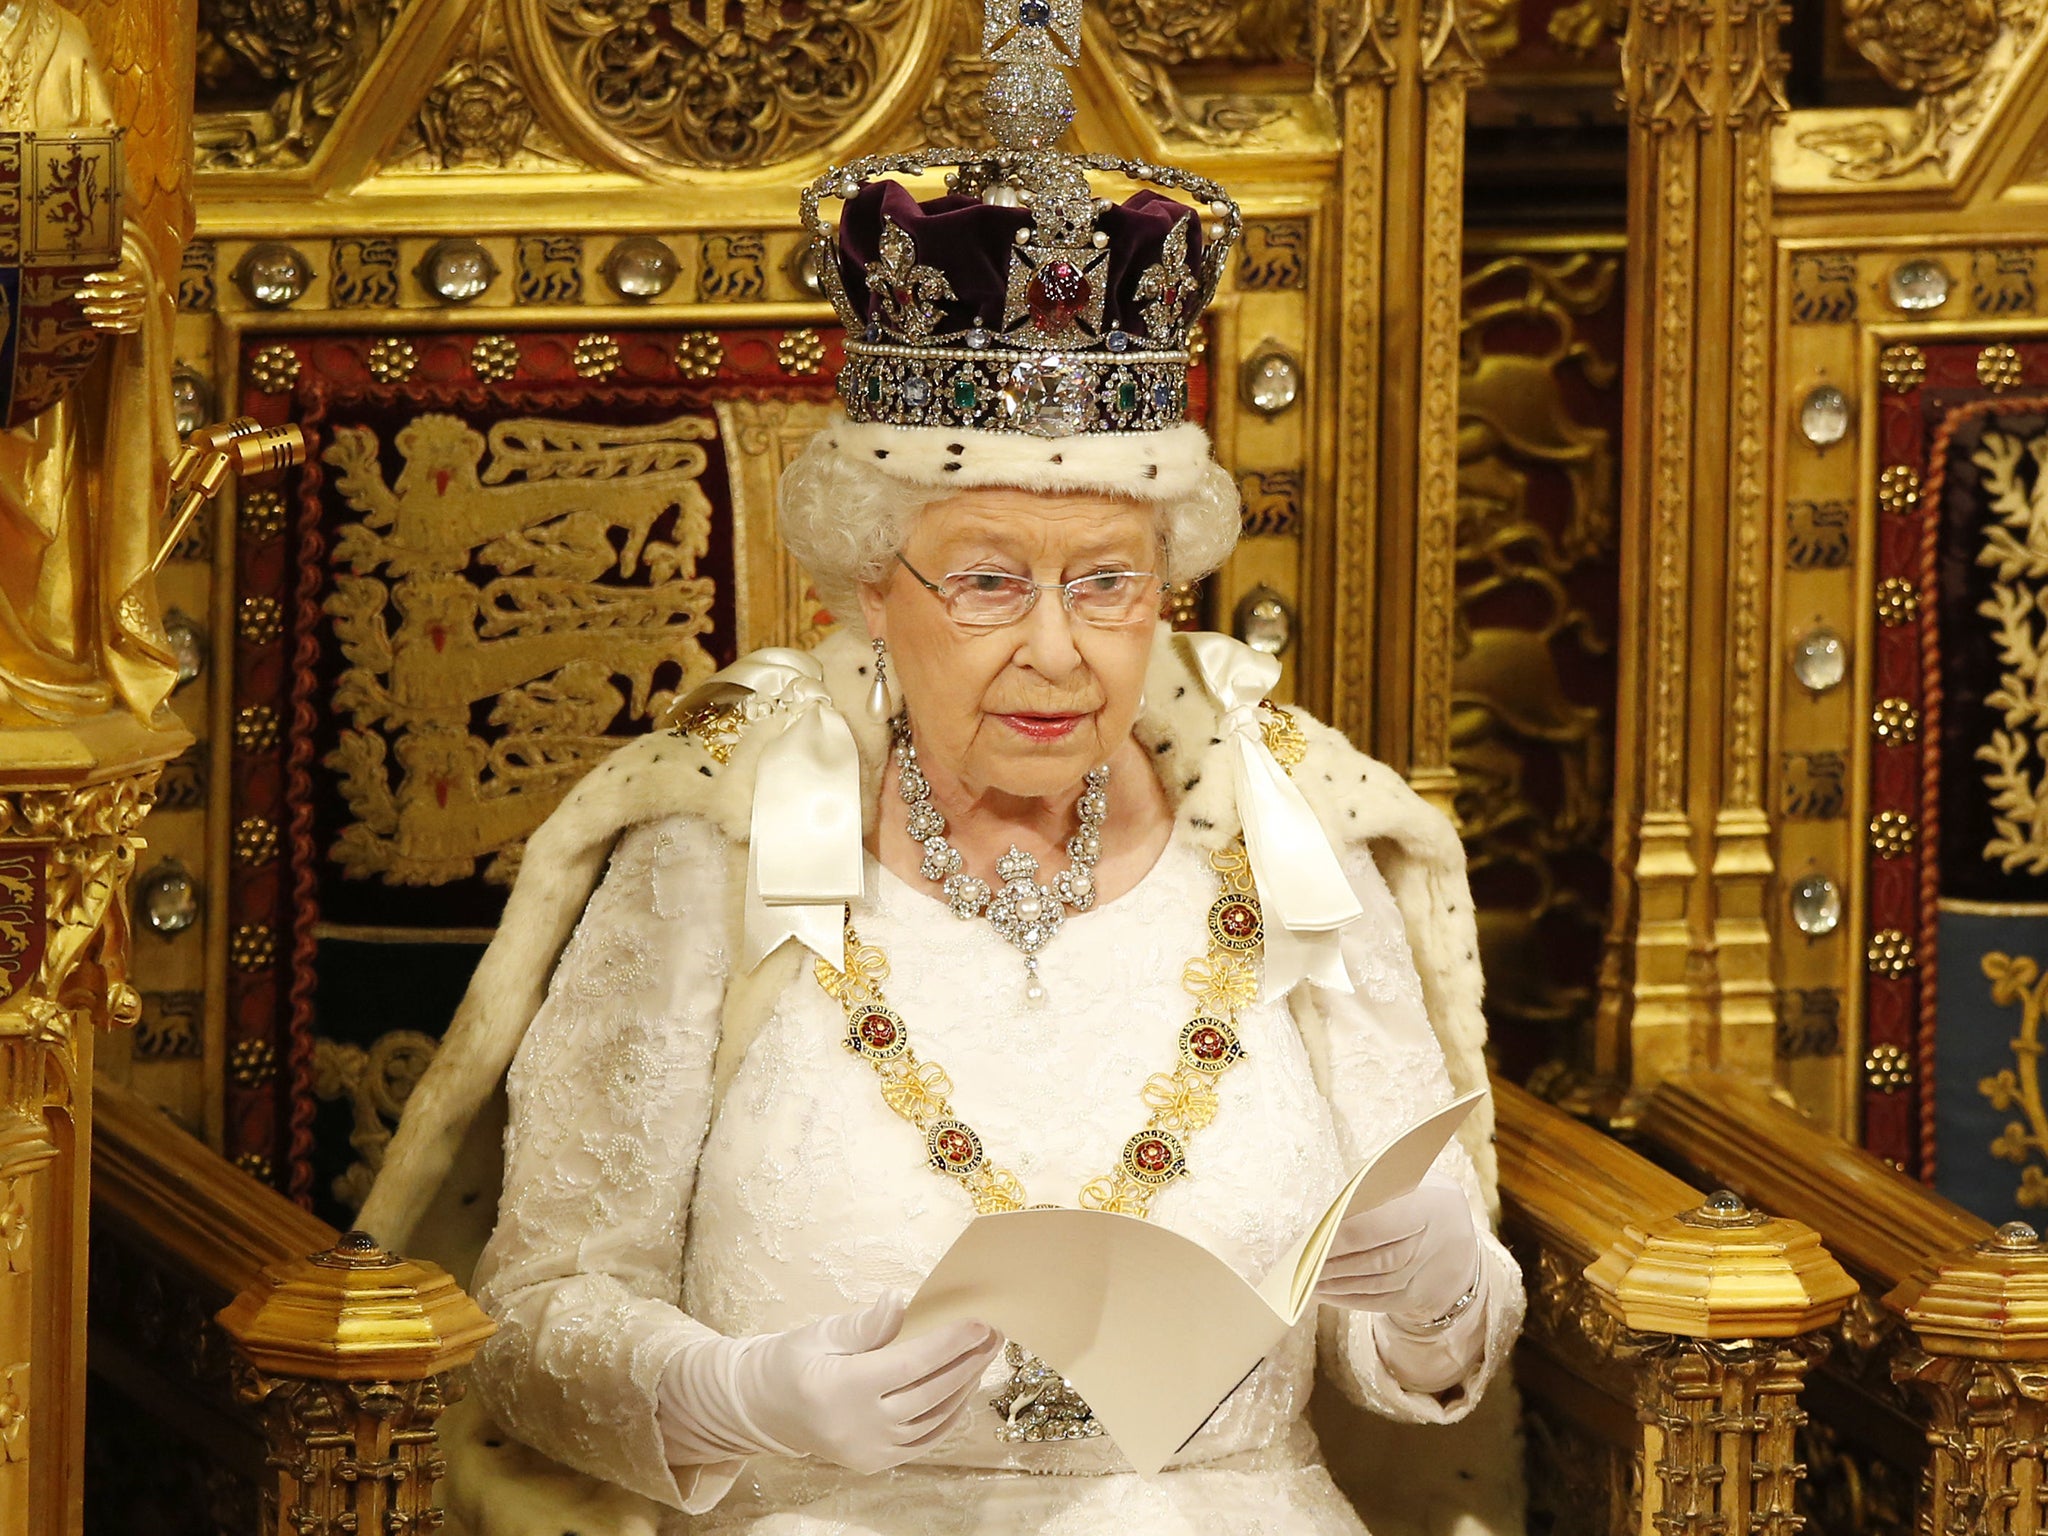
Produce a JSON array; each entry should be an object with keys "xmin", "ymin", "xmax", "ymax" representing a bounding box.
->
[{"xmin": 867, "ymin": 638, "xmax": 891, "ymax": 720}]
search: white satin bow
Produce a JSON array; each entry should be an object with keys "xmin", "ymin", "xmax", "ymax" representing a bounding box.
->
[
  {"xmin": 1180, "ymin": 633, "xmax": 1364, "ymax": 998},
  {"xmin": 677, "ymin": 649, "xmax": 864, "ymax": 970}
]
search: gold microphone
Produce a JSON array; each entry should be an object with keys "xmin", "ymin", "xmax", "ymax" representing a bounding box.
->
[{"xmin": 151, "ymin": 419, "xmax": 307, "ymax": 574}]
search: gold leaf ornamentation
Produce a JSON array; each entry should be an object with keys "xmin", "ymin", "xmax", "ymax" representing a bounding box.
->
[
  {"xmin": 1979, "ymin": 343, "xmax": 2025, "ymax": 392},
  {"xmin": 518, "ymin": 0, "xmax": 918, "ymax": 171},
  {"xmin": 1879, "ymin": 463, "xmax": 1923, "ymax": 514},
  {"xmin": 1183, "ymin": 952, "xmax": 1256, "ymax": 1014},
  {"xmin": 247, "ymin": 344, "xmax": 300, "ymax": 394},
  {"xmin": 670, "ymin": 700, "xmax": 748, "ymax": 766},
  {"xmin": 368, "ymin": 337, "xmax": 418, "ymax": 384},
  {"xmin": 675, "ymin": 331, "xmax": 726, "ymax": 381},
  {"xmin": 778, "ymin": 327, "xmax": 826, "ymax": 377},
  {"xmin": 1880, "ymin": 344, "xmax": 1927, "ymax": 391},
  {"xmin": 471, "ymin": 335, "xmax": 520, "ymax": 383},
  {"xmin": 574, "ymin": 334, "xmax": 622, "ymax": 378}
]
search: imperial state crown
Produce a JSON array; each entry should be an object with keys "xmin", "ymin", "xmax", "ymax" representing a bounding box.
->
[{"xmin": 800, "ymin": 0, "xmax": 1240, "ymax": 441}]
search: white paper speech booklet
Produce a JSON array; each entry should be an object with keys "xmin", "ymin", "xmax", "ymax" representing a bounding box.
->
[{"xmin": 900, "ymin": 1089, "xmax": 1485, "ymax": 1476}]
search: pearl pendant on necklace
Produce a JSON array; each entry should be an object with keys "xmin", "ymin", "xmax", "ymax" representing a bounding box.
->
[{"xmin": 893, "ymin": 722, "xmax": 1107, "ymax": 1004}]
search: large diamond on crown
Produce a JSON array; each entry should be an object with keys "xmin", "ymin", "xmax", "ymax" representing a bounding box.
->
[{"xmin": 999, "ymin": 355, "xmax": 1093, "ymax": 437}]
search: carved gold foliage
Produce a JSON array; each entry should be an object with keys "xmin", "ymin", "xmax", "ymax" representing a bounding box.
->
[
  {"xmin": 517, "ymin": 0, "xmax": 917, "ymax": 171},
  {"xmin": 0, "ymin": 1360, "xmax": 23, "ymax": 1463},
  {"xmin": 1796, "ymin": 0, "xmax": 2047, "ymax": 181},
  {"xmin": 320, "ymin": 413, "xmax": 721, "ymax": 887},
  {"xmin": 385, "ymin": 2, "xmax": 580, "ymax": 174},
  {"xmin": 1100, "ymin": 0, "xmax": 1311, "ymax": 145},
  {"xmin": 195, "ymin": 0, "xmax": 394, "ymax": 170},
  {"xmin": 1844, "ymin": 0, "xmax": 2000, "ymax": 95},
  {"xmin": 234, "ymin": 1368, "xmax": 461, "ymax": 1535},
  {"xmin": 312, "ymin": 1029, "xmax": 437, "ymax": 1210},
  {"xmin": 1460, "ymin": 0, "xmax": 1521, "ymax": 61},
  {"xmin": 1547, "ymin": 0, "xmax": 1623, "ymax": 57},
  {"xmin": 1893, "ymin": 1348, "xmax": 2048, "ymax": 1535},
  {"xmin": 1971, "ymin": 428, "xmax": 2048, "ymax": 874}
]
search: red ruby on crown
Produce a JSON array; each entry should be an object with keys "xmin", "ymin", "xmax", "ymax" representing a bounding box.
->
[{"xmin": 1026, "ymin": 259, "xmax": 1091, "ymax": 333}]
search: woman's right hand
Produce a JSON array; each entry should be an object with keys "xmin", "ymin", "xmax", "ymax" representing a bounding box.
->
[{"xmin": 659, "ymin": 1292, "xmax": 1003, "ymax": 1477}]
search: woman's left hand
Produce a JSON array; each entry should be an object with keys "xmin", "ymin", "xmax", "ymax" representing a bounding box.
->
[{"xmin": 1313, "ymin": 1172, "xmax": 1480, "ymax": 1323}]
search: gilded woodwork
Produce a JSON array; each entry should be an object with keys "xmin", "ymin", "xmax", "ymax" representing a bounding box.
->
[
  {"xmin": 194, "ymin": 0, "xmax": 393, "ymax": 170},
  {"xmin": 1887, "ymin": 1223, "xmax": 2048, "ymax": 1536},
  {"xmin": 509, "ymin": 0, "xmax": 922, "ymax": 174},
  {"xmin": 1603, "ymin": 0, "xmax": 1788, "ymax": 1095},
  {"xmin": 1454, "ymin": 243, "xmax": 1621, "ymax": 1073},
  {"xmin": 1496, "ymin": 1077, "xmax": 1860, "ymax": 1536},
  {"xmin": 1096, "ymin": 0, "xmax": 1311, "ymax": 145},
  {"xmin": 217, "ymin": 1230, "xmax": 492, "ymax": 1536},
  {"xmin": 1787, "ymin": 0, "xmax": 2048, "ymax": 186}
]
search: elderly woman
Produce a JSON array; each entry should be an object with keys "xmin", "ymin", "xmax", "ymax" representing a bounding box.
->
[{"xmin": 357, "ymin": 11, "xmax": 1523, "ymax": 1532}]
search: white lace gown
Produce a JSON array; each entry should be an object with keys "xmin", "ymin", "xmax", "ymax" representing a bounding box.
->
[{"xmin": 470, "ymin": 812, "xmax": 1524, "ymax": 1534}]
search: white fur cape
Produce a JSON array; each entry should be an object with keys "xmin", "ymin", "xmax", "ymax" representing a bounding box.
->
[{"xmin": 357, "ymin": 627, "xmax": 1494, "ymax": 1265}]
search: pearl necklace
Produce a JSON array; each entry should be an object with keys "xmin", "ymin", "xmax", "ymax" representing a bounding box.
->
[{"xmin": 894, "ymin": 723, "xmax": 1109, "ymax": 1005}]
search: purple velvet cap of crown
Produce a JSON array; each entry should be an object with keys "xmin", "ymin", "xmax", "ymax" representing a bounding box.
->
[{"xmin": 835, "ymin": 181, "xmax": 1203, "ymax": 340}]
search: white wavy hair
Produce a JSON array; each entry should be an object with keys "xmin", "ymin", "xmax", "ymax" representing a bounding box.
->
[{"xmin": 775, "ymin": 433, "xmax": 1243, "ymax": 629}]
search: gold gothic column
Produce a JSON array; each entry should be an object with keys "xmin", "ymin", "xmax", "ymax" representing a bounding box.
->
[
  {"xmin": 1601, "ymin": 0, "xmax": 1789, "ymax": 1093},
  {"xmin": 0, "ymin": 3, "xmax": 200, "ymax": 1530},
  {"xmin": 1313, "ymin": 0, "xmax": 1481, "ymax": 806}
]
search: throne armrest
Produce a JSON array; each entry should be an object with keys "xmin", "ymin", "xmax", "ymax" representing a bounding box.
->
[{"xmin": 1496, "ymin": 1074, "xmax": 1855, "ymax": 1534}]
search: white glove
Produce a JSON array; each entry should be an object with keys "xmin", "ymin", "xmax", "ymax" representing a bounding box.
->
[
  {"xmin": 1314, "ymin": 1172, "xmax": 1481, "ymax": 1324},
  {"xmin": 657, "ymin": 1292, "xmax": 1003, "ymax": 1478}
]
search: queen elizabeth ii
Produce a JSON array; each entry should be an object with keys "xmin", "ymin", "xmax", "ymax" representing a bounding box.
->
[{"xmin": 356, "ymin": 8, "xmax": 1524, "ymax": 1532}]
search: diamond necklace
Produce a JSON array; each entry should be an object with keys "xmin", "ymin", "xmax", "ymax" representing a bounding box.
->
[{"xmin": 893, "ymin": 722, "xmax": 1109, "ymax": 1005}]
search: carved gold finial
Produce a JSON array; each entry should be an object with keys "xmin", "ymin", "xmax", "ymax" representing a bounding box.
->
[
  {"xmin": 1585, "ymin": 1191, "xmax": 1857, "ymax": 1338},
  {"xmin": 218, "ymin": 1233, "xmax": 496, "ymax": 1536},
  {"xmin": 217, "ymin": 1230, "xmax": 494, "ymax": 1380},
  {"xmin": 1886, "ymin": 1219, "xmax": 2048, "ymax": 1360}
]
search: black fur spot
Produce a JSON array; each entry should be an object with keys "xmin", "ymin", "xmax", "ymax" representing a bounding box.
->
[
  {"xmin": 1154, "ymin": 741, "xmax": 1171, "ymax": 755},
  {"xmin": 874, "ymin": 449, "xmax": 889, "ymax": 459},
  {"xmin": 485, "ymin": 1438, "xmax": 503, "ymax": 1448},
  {"xmin": 943, "ymin": 462, "xmax": 962, "ymax": 472},
  {"xmin": 1183, "ymin": 775, "xmax": 1201, "ymax": 792},
  {"xmin": 1050, "ymin": 453, "xmax": 1064, "ymax": 464},
  {"xmin": 1142, "ymin": 464, "xmax": 1158, "ymax": 479},
  {"xmin": 1207, "ymin": 736, "xmax": 1220, "ymax": 746},
  {"xmin": 1174, "ymin": 686, "xmax": 1186, "ymax": 699},
  {"xmin": 698, "ymin": 765, "xmax": 714, "ymax": 777},
  {"xmin": 1190, "ymin": 817, "xmax": 1214, "ymax": 830},
  {"xmin": 857, "ymin": 665, "xmax": 868, "ymax": 676},
  {"xmin": 947, "ymin": 443, "xmax": 965, "ymax": 454}
]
